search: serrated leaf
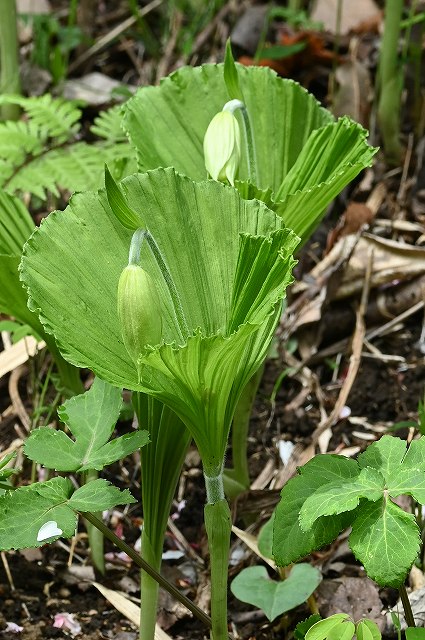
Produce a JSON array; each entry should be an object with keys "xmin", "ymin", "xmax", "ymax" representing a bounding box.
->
[
  {"xmin": 230, "ymin": 563, "xmax": 321, "ymax": 622},
  {"xmin": 67, "ymin": 479, "xmax": 136, "ymax": 511},
  {"xmin": 294, "ymin": 615, "xmax": 322, "ymax": 639},
  {"xmin": 299, "ymin": 467, "xmax": 384, "ymax": 531},
  {"xmin": 25, "ymin": 378, "xmax": 148, "ymax": 471},
  {"xmin": 356, "ymin": 619, "xmax": 382, "ymax": 640},
  {"xmin": 349, "ymin": 497, "xmax": 420, "ymax": 587},
  {"xmin": 357, "ymin": 435, "xmax": 408, "ymax": 480},
  {"xmin": 273, "ymin": 455, "xmax": 359, "ymax": 566},
  {"xmin": 0, "ymin": 477, "xmax": 76, "ymax": 550},
  {"xmin": 305, "ymin": 614, "xmax": 351, "ymax": 640}
]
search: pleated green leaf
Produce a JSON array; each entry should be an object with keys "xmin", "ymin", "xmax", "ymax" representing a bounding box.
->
[
  {"xmin": 123, "ymin": 64, "xmax": 333, "ymax": 196},
  {"xmin": 21, "ymin": 168, "xmax": 298, "ymax": 472},
  {"xmin": 122, "ymin": 63, "xmax": 376, "ymax": 241}
]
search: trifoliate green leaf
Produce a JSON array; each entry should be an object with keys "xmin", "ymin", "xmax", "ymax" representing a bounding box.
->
[
  {"xmin": 24, "ymin": 377, "xmax": 149, "ymax": 471},
  {"xmin": 357, "ymin": 435, "xmax": 408, "ymax": 480}
]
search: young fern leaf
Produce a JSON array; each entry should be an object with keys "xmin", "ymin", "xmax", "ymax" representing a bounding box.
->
[{"xmin": 0, "ymin": 95, "xmax": 133, "ymax": 199}]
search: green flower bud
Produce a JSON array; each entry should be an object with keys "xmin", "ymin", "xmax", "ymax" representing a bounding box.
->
[
  {"xmin": 117, "ymin": 264, "xmax": 162, "ymax": 370},
  {"xmin": 203, "ymin": 108, "xmax": 241, "ymax": 186}
]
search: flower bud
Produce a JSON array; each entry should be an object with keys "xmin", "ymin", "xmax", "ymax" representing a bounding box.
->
[
  {"xmin": 117, "ymin": 264, "xmax": 162, "ymax": 369},
  {"xmin": 203, "ymin": 110, "xmax": 241, "ymax": 186}
]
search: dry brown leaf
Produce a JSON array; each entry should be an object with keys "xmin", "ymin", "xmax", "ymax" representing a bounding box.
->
[{"xmin": 0, "ymin": 337, "xmax": 45, "ymax": 379}]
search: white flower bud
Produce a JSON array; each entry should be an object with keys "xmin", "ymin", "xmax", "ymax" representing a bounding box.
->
[{"xmin": 203, "ymin": 109, "xmax": 241, "ymax": 186}]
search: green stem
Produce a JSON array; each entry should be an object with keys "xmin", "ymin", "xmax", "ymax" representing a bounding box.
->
[
  {"xmin": 399, "ymin": 583, "xmax": 415, "ymax": 628},
  {"xmin": 128, "ymin": 228, "xmax": 189, "ymax": 342},
  {"xmin": 226, "ymin": 364, "xmax": 264, "ymax": 497},
  {"xmin": 204, "ymin": 473, "xmax": 232, "ymax": 640},
  {"xmin": 224, "ymin": 100, "xmax": 258, "ymax": 185},
  {"xmin": 140, "ymin": 530, "xmax": 160, "ymax": 640},
  {"xmin": 133, "ymin": 393, "xmax": 192, "ymax": 640},
  {"xmin": 81, "ymin": 511, "xmax": 212, "ymax": 628},
  {"xmin": 377, "ymin": 0, "xmax": 404, "ymax": 164},
  {"xmin": 83, "ymin": 469, "xmax": 105, "ymax": 575},
  {"xmin": 0, "ymin": 0, "xmax": 21, "ymax": 121}
]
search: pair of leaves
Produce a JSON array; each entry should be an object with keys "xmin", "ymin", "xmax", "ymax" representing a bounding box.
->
[
  {"xmin": 25, "ymin": 377, "xmax": 149, "ymax": 472},
  {"xmin": 231, "ymin": 563, "xmax": 321, "ymax": 622},
  {"xmin": 0, "ymin": 476, "xmax": 135, "ymax": 551},
  {"xmin": 273, "ymin": 435, "xmax": 423, "ymax": 587},
  {"xmin": 304, "ymin": 614, "xmax": 381, "ymax": 640}
]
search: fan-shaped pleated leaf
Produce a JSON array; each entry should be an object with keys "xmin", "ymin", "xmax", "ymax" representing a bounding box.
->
[
  {"xmin": 21, "ymin": 168, "xmax": 298, "ymax": 471},
  {"xmin": 123, "ymin": 64, "xmax": 332, "ymax": 195},
  {"xmin": 122, "ymin": 63, "xmax": 376, "ymax": 241}
]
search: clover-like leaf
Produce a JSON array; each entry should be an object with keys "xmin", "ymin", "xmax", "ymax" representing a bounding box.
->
[
  {"xmin": 0, "ymin": 476, "xmax": 135, "ymax": 551},
  {"xmin": 356, "ymin": 619, "xmax": 382, "ymax": 640},
  {"xmin": 230, "ymin": 563, "xmax": 322, "ymax": 622},
  {"xmin": 273, "ymin": 454, "xmax": 359, "ymax": 566},
  {"xmin": 24, "ymin": 377, "xmax": 149, "ymax": 471},
  {"xmin": 357, "ymin": 435, "xmax": 408, "ymax": 480},
  {"xmin": 299, "ymin": 467, "xmax": 385, "ymax": 531},
  {"xmin": 349, "ymin": 497, "xmax": 420, "ymax": 588},
  {"xmin": 21, "ymin": 169, "xmax": 298, "ymax": 473},
  {"xmin": 305, "ymin": 614, "xmax": 353, "ymax": 640}
]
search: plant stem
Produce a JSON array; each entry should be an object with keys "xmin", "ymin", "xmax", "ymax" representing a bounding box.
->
[
  {"xmin": 399, "ymin": 583, "xmax": 415, "ymax": 628},
  {"xmin": 82, "ymin": 511, "xmax": 212, "ymax": 629},
  {"xmin": 139, "ymin": 531, "xmax": 160, "ymax": 640},
  {"xmin": 225, "ymin": 364, "xmax": 264, "ymax": 498},
  {"xmin": 224, "ymin": 100, "xmax": 258, "ymax": 185},
  {"xmin": 83, "ymin": 469, "xmax": 105, "ymax": 575},
  {"xmin": 377, "ymin": 0, "xmax": 404, "ymax": 164},
  {"xmin": 0, "ymin": 0, "xmax": 21, "ymax": 121},
  {"xmin": 204, "ymin": 472, "xmax": 232, "ymax": 640}
]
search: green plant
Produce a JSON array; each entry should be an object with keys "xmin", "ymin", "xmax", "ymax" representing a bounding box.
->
[
  {"xmin": 303, "ymin": 613, "xmax": 381, "ymax": 640},
  {"xmin": 8, "ymin": 56, "xmax": 375, "ymax": 640},
  {"xmin": 231, "ymin": 513, "xmax": 322, "ymax": 622},
  {"xmin": 273, "ymin": 435, "xmax": 425, "ymax": 627},
  {"xmin": 0, "ymin": 0, "xmax": 21, "ymax": 120},
  {"xmin": 0, "ymin": 95, "xmax": 133, "ymax": 199}
]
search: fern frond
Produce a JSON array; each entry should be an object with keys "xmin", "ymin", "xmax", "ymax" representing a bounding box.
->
[
  {"xmin": 91, "ymin": 104, "xmax": 127, "ymax": 142},
  {"xmin": 0, "ymin": 94, "xmax": 82, "ymax": 140},
  {"xmin": 5, "ymin": 142, "xmax": 134, "ymax": 199},
  {"xmin": 0, "ymin": 189, "xmax": 34, "ymax": 254}
]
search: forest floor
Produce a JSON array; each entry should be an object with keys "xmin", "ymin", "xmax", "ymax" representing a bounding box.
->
[{"xmin": 1, "ymin": 0, "xmax": 425, "ymax": 638}]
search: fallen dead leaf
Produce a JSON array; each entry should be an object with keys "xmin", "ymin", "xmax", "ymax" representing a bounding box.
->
[{"xmin": 310, "ymin": 0, "xmax": 381, "ymax": 35}]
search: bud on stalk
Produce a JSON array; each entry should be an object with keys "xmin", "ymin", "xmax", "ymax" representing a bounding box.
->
[
  {"xmin": 117, "ymin": 264, "xmax": 162, "ymax": 372},
  {"xmin": 203, "ymin": 107, "xmax": 241, "ymax": 186}
]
